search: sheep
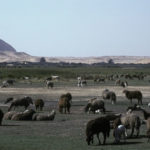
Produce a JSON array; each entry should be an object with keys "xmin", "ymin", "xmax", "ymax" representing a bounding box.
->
[
  {"xmin": 146, "ymin": 118, "xmax": 150, "ymax": 142},
  {"xmin": 126, "ymin": 104, "xmax": 141, "ymax": 112},
  {"xmin": 139, "ymin": 108, "xmax": 150, "ymax": 120},
  {"xmin": 120, "ymin": 81, "xmax": 128, "ymax": 88},
  {"xmin": 58, "ymin": 93, "xmax": 72, "ymax": 114},
  {"xmin": 46, "ymin": 80, "xmax": 54, "ymax": 89},
  {"xmin": 102, "ymin": 89, "xmax": 117, "ymax": 104},
  {"xmin": 1, "ymin": 80, "xmax": 15, "ymax": 88},
  {"xmin": 11, "ymin": 109, "xmax": 36, "ymax": 121},
  {"xmin": 114, "ymin": 113, "xmax": 141, "ymax": 137},
  {"xmin": 32, "ymin": 110, "xmax": 56, "ymax": 121},
  {"xmin": 105, "ymin": 113, "xmax": 121, "ymax": 122},
  {"xmin": 123, "ymin": 90, "xmax": 143, "ymax": 105},
  {"xmin": 0, "ymin": 109, "xmax": 4, "ymax": 125},
  {"xmin": 77, "ymin": 77, "xmax": 87, "ymax": 87},
  {"xmin": 8, "ymin": 96, "xmax": 33, "ymax": 111},
  {"xmin": 34, "ymin": 99, "xmax": 44, "ymax": 111},
  {"xmin": 115, "ymin": 79, "xmax": 121, "ymax": 86},
  {"xmin": 86, "ymin": 116, "xmax": 110, "ymax": 145},
  {"xmin": 115, "ymin": 79, "xmax": 128, "ymax": 88},
  {"xmin": 84, "ymin": 99, "xmax": 105, "ymax": 114},
  {"xmin": 3, "ymin": 111, "xmax": 17, "ymax": 120}
]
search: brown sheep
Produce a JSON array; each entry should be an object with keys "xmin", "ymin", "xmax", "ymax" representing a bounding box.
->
[
  {"xmin": 11, "ymin": 109, "xmax": 36, "ymax": 121},
  {"xmin": 84, "ymin": 99, "xmax": 105, "ymax": 114},
  {"xmin": 34, "ymin": 99, "xmax": 44, "ymax": 111},
  {"xmin": 102, "ymin": 89, "xmax": 117, "ymax": 104},
  {"xmin": 123, "ymin": 90, "xmax": 143, "ymax": 105},
  {"xmin": 86, "ymin": 116, "xmax": 110, "ymax": 145},
  {"xmin": 32, "ymin": 110, "xmax": 56, "ymax": 121},
  {"xmin": 8, "ymin": 96, "xmax": 33, "ymax": 111},
  {"xmin": 0, "ymin": 109, "xmax": 4, "ymax": 125},
  {"xmin": 58, "ymin": 93, "xmax": 72, "ymax": 114},
  {"xmin": 113, "ymin": 113, "xmax": 141, "ymax": 137}
]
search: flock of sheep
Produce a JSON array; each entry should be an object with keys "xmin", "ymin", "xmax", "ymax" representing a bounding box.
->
[{"xmin": 0, "ymin": 73, "xmax": 150, "ymax": 147}]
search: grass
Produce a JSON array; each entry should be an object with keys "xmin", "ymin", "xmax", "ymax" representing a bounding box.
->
[{"xmin": 0, "ymin": 66, "xmax": 150, "ymax": 79}]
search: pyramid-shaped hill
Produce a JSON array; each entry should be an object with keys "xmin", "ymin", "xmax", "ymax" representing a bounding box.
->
[
  {"xmin": 0, "ymin": 39, "xmax": 16, "ymax": 52},
  {"xmin": 0, "ymin": 39, "xmax": 39, "ymax": 62}
]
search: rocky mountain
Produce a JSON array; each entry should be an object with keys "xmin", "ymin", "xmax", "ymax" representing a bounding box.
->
[{"xmin": 0, "ymin": 38, "xmax": 150, "ymax": 64}]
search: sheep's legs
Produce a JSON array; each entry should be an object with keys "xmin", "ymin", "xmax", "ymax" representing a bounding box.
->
[
  {"xmin": 130, "ymin": 127, "xmax": 134, "ymax": 137},
  {"xmin": 130, "ymin": 99, "xmax": 132, "ymax": 104},
  {"xmin": 136, "ymin": 128, "xmax": 140, "ymax": 137},
  {"xmin": 96, "ymin": 133, "xmax": 101, "ymax": 145},
  {"xmin": 103, "ymin": 133, "xmax": 106, "ymax": 145}
]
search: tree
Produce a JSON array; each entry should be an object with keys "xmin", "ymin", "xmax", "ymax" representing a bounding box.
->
[
  {"xmin": 40, "ymin": 57, "xmax": 46, "ymax": 63},
  {"xmin": 108, "ymin": 59, "xmax": 114, "ymax": 64}
]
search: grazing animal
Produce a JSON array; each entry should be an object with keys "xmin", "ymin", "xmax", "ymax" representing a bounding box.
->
[
  {"xmin": 139, "ymin": 108, "xmax": 150, "ymax": 120},
  {"xmin": 46, "ymin": 80, "xmax": 54, "ymax": 89},
  {"xmin": 11, "ymin": 109, "xmax": 36, "ymax": 121},
  {"xmin": 148, "ymin": 103, "xmax": 150, "ymax": 108},
  {"xmin": 78, "ymin": 80, "xmax": 87, "ymax": 87},
  {"xmin": 105, "ymin": 114, "xmax": 121, "ymax": 122},
  {"xmin": 77, "ymin": 77, "xmax": 87, "ymax": 87},
  {"xmin": 123, "ymin": 90, "xmax": 143, "ymax": 105},
  {"xmin": 58, "ymin": 93, "xmax": 72, "ymax": 113},
  {"xmin": 120, "ymin": 81, "xmax": 128, "ymax": 88},
  {"xmin": 126, "ymin": 104, "xmax": 140, "ymax": 112},
  {"xmin": 94, "ymin": 77, "xmax": 105, "ymax": 83},
  {"xmin": 86, "ymin": 117, "xmax": 110, "ymax": 145},
  {"xmin": 1, "ymin": 80, "xmax": 15, "ymax": 88},
  {"xmin": 114, "ymin": 113, "xmax": 141, "ymax": 137},
  {"xmin": 115, "ymin": 79, "xmax": 121, "ymax": 86},
  {"xmin": 102, "ymin": 89, "xmax": 117, "ymax": 104},
  {"xmin": 34, "ymin": 99, "xmax": 44, "ymax": 111},
  {"xmin": 146, "ymin": 118, "xmax": 150, "ymax": 142},
  {"xmin": 51, "ymin": 75, "xmax": 59, "ymax": 80},
  {"xmin": 8, "ymin": 96, "xmax": 33, "ymax": 111},
  {"xmin": 3, "ymin": 111, "xmax": 17, "ymax": 120},
  {"xmin": 32, "ymin": 110, "xmax": 56, "ymax": 121},
  {"xmin": 0, "ymin": 109, "xmax": 4, "ymax": 125},
  {"xmin": 84, "ymin": 99, "xmax": 105, "ymax": 114},
  {"xmin": 1, "ymin": 81, "xmax": 9, "ymax": 88}
]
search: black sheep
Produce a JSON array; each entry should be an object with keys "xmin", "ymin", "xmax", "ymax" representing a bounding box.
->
[
  {"xmin": 86, "ymin": 116, "xmax": 110, "ymax": 145},
  {"xmin": 123, "ymin": 90, "xmax": 143, "ymax": 105}
]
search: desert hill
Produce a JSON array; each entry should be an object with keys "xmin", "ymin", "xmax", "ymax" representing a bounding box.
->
[{"xmin": 0, "ymin": 39, "xmax": 150, "ymax": 64}]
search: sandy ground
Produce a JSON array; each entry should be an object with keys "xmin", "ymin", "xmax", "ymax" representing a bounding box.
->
[{"xmin": 0, "ymin": 85, "xmax": 150, "ymax": 100}]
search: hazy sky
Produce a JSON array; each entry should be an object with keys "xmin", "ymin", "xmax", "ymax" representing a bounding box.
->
[{"xmin": 0, "ymin": 0, "xmax": 150, "ymax": 57}]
